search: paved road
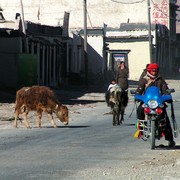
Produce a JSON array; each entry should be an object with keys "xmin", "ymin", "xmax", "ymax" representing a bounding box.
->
[{"xmin": 0, "ymin": 80, "xmax": 180, "ymax": 179}]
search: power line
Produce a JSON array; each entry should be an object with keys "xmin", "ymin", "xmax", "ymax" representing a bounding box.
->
[
  {"xmin": 87, "ymin": 10, "xmax": 93, "ymax": 27},
  {"xmin": 110, "ymin": 0, "xmax": 146, "ymax": 4}
]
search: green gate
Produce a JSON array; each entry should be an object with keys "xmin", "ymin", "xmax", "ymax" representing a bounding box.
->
[{"xmin": 18, "ymin": 54, "xmax": 37, "ymax": 88}]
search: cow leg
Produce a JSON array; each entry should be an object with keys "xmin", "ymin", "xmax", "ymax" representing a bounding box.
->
[
  {"xmin": 14, "ymin": 105, "xmax": 24, "ymax": 128},
  {"xmin": 113, "ymin": 112, "xmax": 119, "ymax": 126},
  {"xmin": 14, "ymin": 110, "xmax": 19, "ymax": 128},
  {"xmin": 117, "ymin": 113, "xmax": 120, "ymax": 125},
  {"xmin": 120, "ymin": 109, "xmax": 125, "ymax": 124},
  {"xmin": 115, "ymin": 106, "xmax": 121, "ymax": 125},
  {"xmin": 48, "ymin": 113, "xmax": 57, "ymax": 128},
  {"xmin": 113, "ymin": 113, "xmax": 116, "ymax": 126},
  {"xmin": 37, "ymin": 111, "xmax": 42, "ymax": 128},
  {"xmin": 14, "ymin": 105, "xmax": 26, "ymax": 128},
  {"xmin": 23, "ymin": 111, "xmax": 30, "ymax": 128},
  {"xmin": 115, "ymin": 113, "xmax": 120, "ymax": 125}
]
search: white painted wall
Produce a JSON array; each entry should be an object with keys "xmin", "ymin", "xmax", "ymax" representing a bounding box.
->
[
  {"xmin": 109, "ymin": 41, "xmax": 150, "ymax": 80},
  {"xmin": 1, "ymin": 0, "xmax": 148, "ymax": 29}
]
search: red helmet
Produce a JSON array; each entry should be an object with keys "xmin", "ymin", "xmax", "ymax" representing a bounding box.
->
[{"xmin": 147, "ymin": 63, "xmax": 159, "ymax": 72}]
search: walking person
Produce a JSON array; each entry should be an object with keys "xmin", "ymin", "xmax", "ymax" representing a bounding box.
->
[
  {"xmin": 116, "ymin": 60, "xmax": 129, "ymax": 91},
  {"xmin": 116, "ymin": 60, "xmax": 129, "ymax": 104}
]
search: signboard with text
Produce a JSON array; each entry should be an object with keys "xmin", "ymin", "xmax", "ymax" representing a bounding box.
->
[{"xmin": 152, "ymin": 0, "xmax": 169, "ymax": 29}]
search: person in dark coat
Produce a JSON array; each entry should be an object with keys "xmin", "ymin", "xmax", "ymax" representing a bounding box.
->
[
  {"xmin": 116, "ymin": 60, "xmax": 129, "ymax": 91},
  {"xmin": 136, "ymin": 63, "xmax": 175, "ymax": 147},
  {"xmin": 116, "ymin": 60, "xmax": 129, "ymax": 104},
  {"xmin": 139, "ymin": 64, "xmax": 149, "ymax": 81}
]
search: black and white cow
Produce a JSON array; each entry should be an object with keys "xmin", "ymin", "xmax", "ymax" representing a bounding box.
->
[{"xmin": 106, "ymin": 85, "xmax": 128, "ymax": 126}]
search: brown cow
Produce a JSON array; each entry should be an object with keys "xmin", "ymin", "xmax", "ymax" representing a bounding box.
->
[{"xmin": 14, "ymin": 86, "xmax": 69, "ymax": 128}]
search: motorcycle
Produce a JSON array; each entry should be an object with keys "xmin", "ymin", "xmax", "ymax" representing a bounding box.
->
[{"xmin": 131, "ymin": 86, "xmax": 178, "ymax": 149}]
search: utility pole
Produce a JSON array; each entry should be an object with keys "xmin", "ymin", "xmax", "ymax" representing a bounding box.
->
[
  {"xmin": 20, "ymin": 0, "xmax": 26, "ymax": 35},
  {"xmin": 20, "ymin": 0, "xmax": 27, "ymax": 53},
  {"xmin": 147, "ymin": 0, "xmax": 152, "ymax": 63},
  {"xmin": 83, "ymin": 0, "xmax": 88, "ymax": 85}
]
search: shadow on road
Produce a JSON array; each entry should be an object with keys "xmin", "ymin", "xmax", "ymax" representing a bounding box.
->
[
  {"xmin": 156, "ymin": 144, "xmax": 180, "ymax": 150},
  {"xmin": 45, "ymin": 125, "xmax": 91, "ymax": 128}
]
